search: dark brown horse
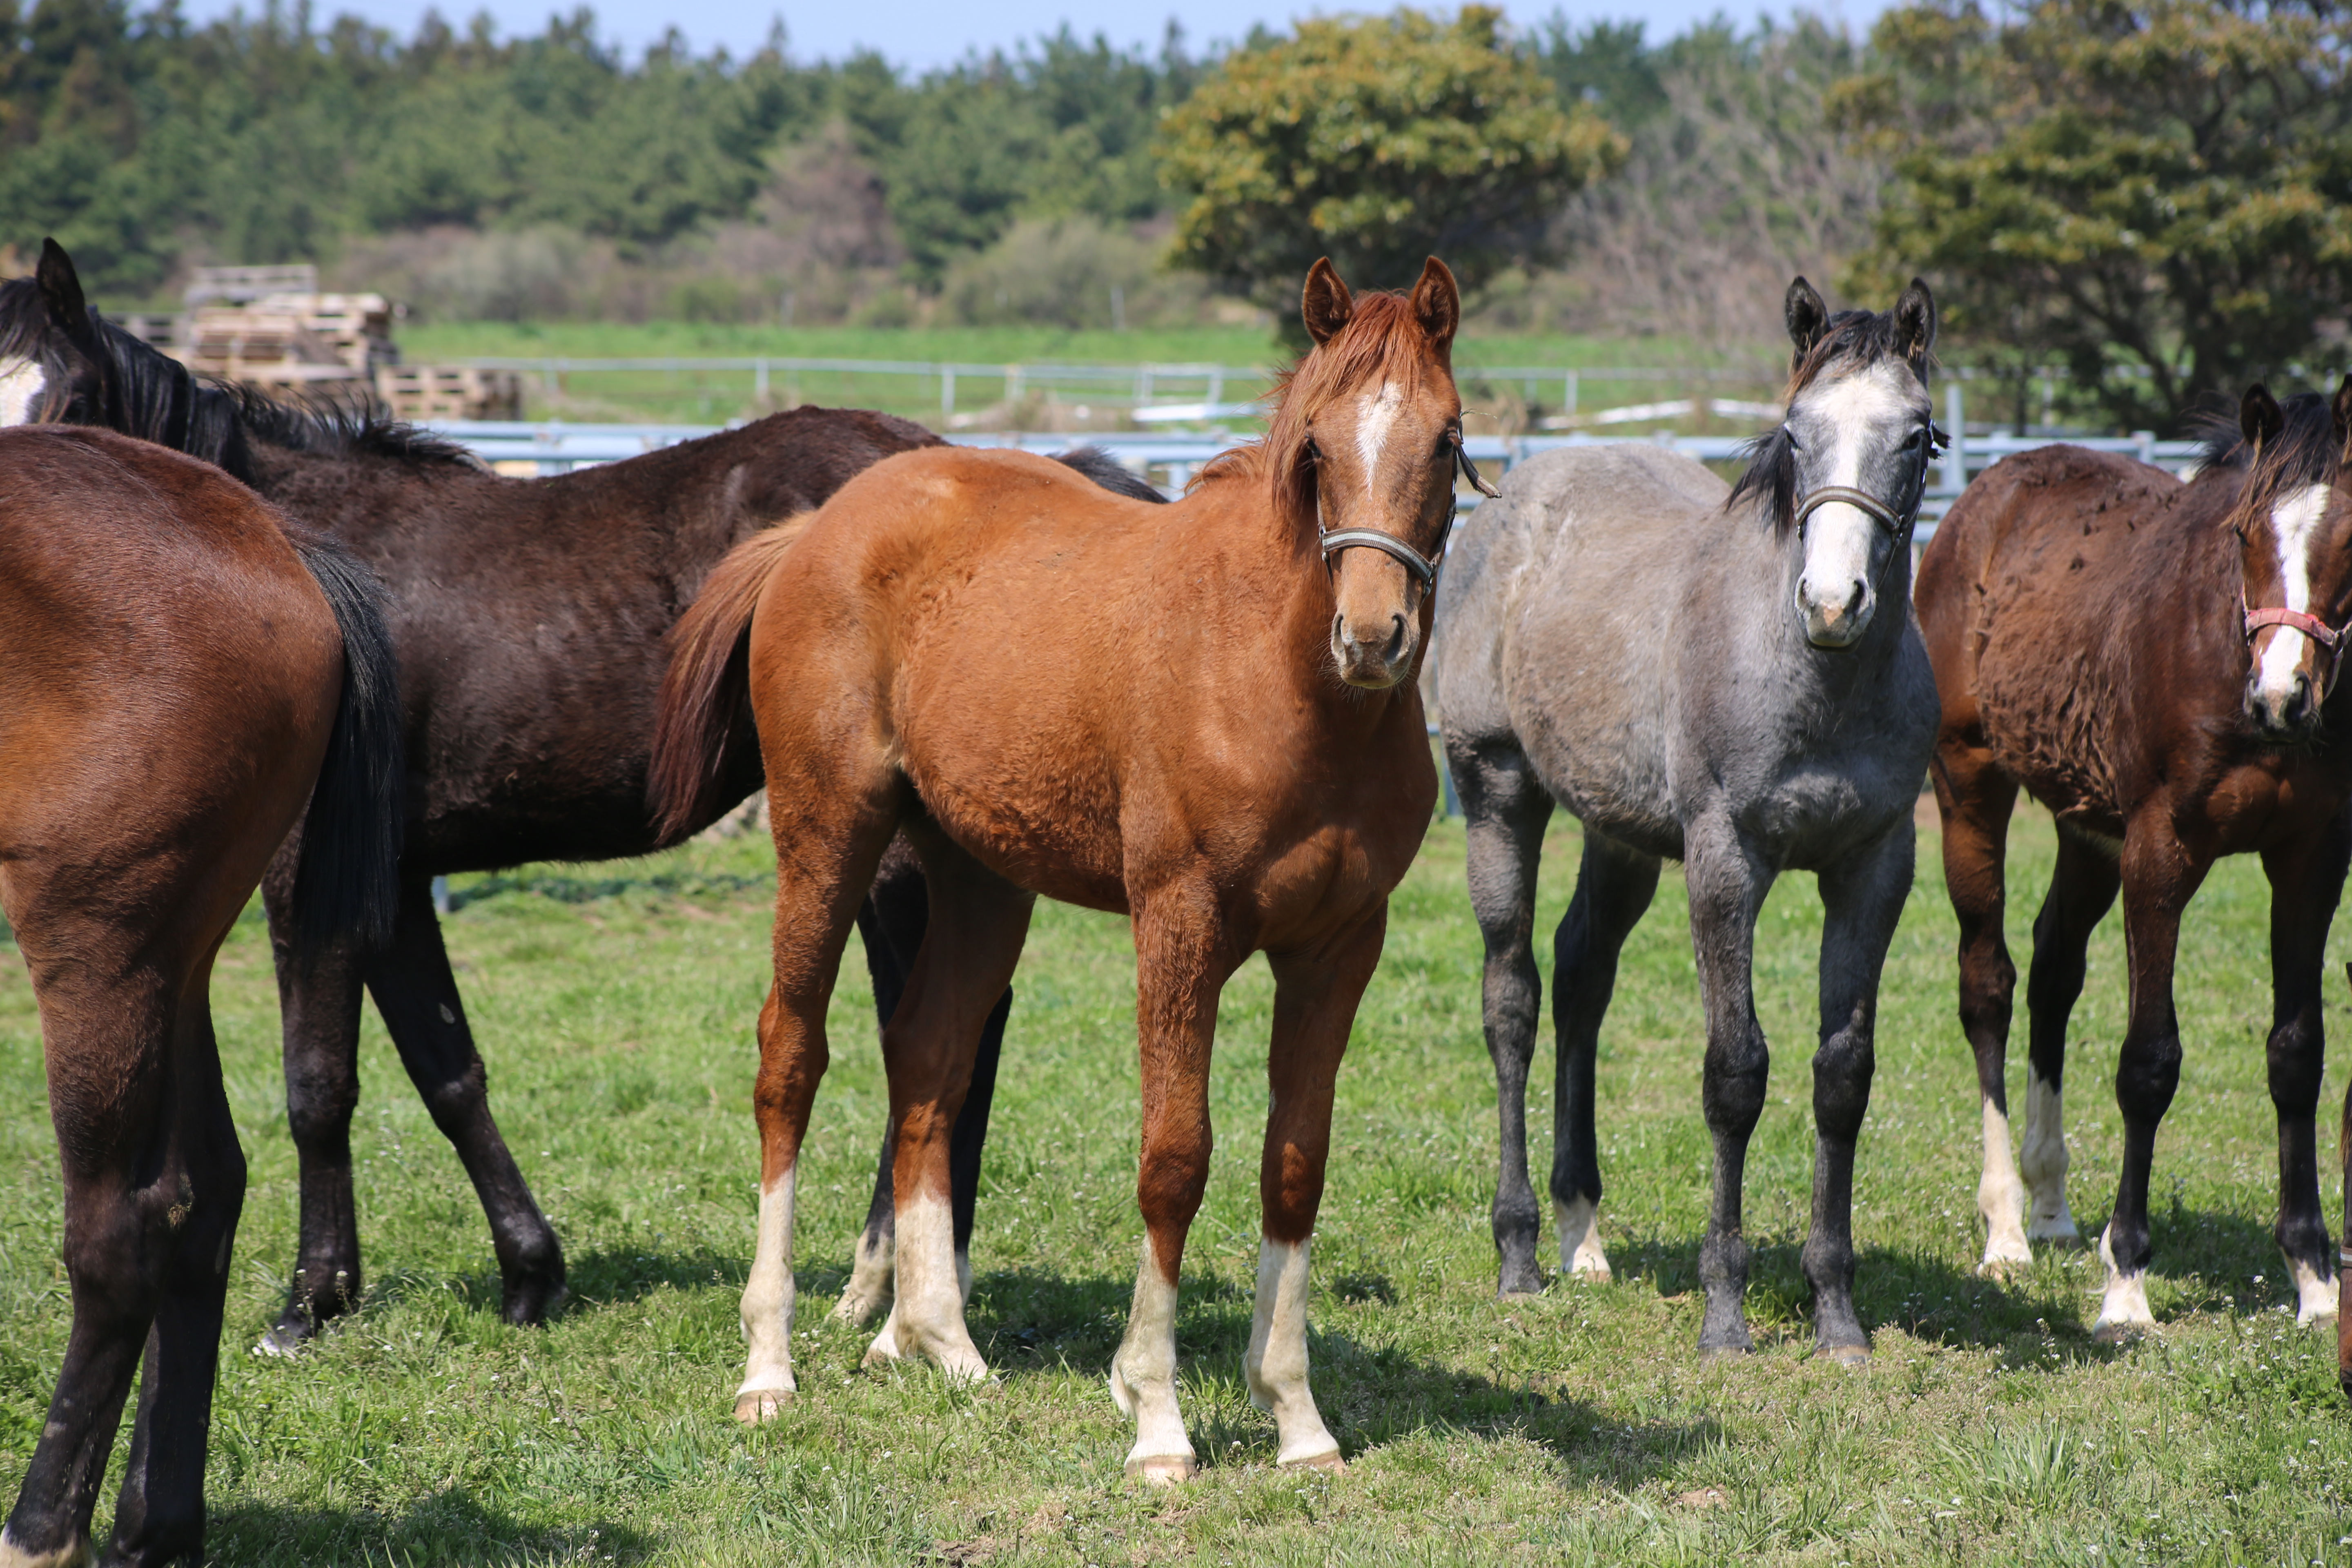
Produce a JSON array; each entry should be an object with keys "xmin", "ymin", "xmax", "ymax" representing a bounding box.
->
[
  {"xmin": 0, "ymin": 240, "xmax": 1158, "ymax": 1354},
  {"xmin": 0, "ymin": 425, "xmax": 402, "ymax": 1566},
  {"xmin": 1919, "ymin": 379, "xmax": 2352, "ymax": 1361},
  {"xmin": 650, "ymin": 257, "xmax": 1457, "ymax": 1478}
]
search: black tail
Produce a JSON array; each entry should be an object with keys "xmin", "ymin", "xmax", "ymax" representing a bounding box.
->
[{"xmin": 289, "ymin": 537, "xmax": 405, "ymax": 958}]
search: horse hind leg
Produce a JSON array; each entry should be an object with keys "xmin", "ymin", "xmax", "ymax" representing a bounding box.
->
[
  {"xmin": 2, "ymin": 980, "xmax": 177, "ymax": 1566},
  {"xmin": 2019, "ymin": 827, "xmax": 2123, "ymax": 1252},
  {"xmin": 865, "ymin": 826, "xmax": 1033, "ymax": 1381},
  {"xmin": 1932, "ymin": 742, "xmax": 2029, "ymax": 1272},
  {"xmin": 103, "ymin": 1002, "xmax": 247, "ymax": 1567},
  {"xmin": 1453, "ymin": 735, "xmax": 1554, "ymax": 1297},
  {"xmin": 735, "ymin": 781, "xmax": 903, "ymax": 1424},
  {"xmin": 1548, "ymin": 833, "xmax": 1660, "ymax": 1287}
]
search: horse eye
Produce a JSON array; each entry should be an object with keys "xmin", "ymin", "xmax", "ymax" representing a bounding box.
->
[{"xmin": 1899, "ymin": 428, "xmax": 1925, "ymax": 451}]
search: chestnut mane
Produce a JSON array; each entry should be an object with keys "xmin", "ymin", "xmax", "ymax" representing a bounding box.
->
[{"xmin": 1192, "ymin": 292, "xmax": 1439, "ymax": 536}]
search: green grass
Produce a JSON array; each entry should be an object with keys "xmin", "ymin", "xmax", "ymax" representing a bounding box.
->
[
  {"xmin": 393, "ymin": 321, "xmax": 1775, "ymax": 428},
  {"xmin": 5, "ymin": 809, "xmax": 2350, "ymax": 1564}
]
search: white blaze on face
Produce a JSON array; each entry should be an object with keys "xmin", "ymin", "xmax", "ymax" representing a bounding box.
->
[
  {"xmin": 2253, "ymin": 484, "xmax": 2335, "ymax": 708},
  {"xmin": 0, "ymin": 356, "xmax": 46, "ymax": 427},
  {"xmin": 1354, "ymin": 381, "xmax": 1403, "ymax": 502},
  {"xmin": 1793, "ymin": 361, "xmax": 1918, "ymax": 644}
]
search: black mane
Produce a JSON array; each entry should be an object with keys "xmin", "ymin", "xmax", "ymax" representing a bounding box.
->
[
  {"xmin": 2193, "ymin": 391, "xmax": 2341, "ymax": 486},
  {"xmin": 0, "ymin": 275, "xmax": 477, "ymax": 482}
]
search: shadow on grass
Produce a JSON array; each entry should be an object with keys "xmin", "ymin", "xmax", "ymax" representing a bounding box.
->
[
  {"xmin": 1604, "ymin": 1203, "xmax": 2293, "ymax": 1370},
  {"xmin": 955, "ymin": 1267, "xmax": 1717, "ymax": 1486},
  {"xmin": 444, "ymin": 868, "xmax": 770, "ymax": 911},
  {"xmin": 208, "ymin": 1486, "xmax": 650, "ymax": 1566}
]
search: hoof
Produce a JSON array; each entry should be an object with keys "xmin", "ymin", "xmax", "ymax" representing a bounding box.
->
[
  {"xmin": 1570, "ymin": 1263, "xmax": 1614, "ymax": 1286},
  {"xmin": 1280, "ymin": 1447, "xmax": 1346, "ymax": 1474},
  {"xmin": 253, "ymin": 1310, "xmax": 318, "ymax": 1358},
  {"xmin": 733, "ymin": 1388, "xmax": 791, "ymax": 1424},
  {"xmin": 1125, "ymin": 1454, "xmax": 1196, "ymax": 1486},
  {"xmin": 831, "ymin": 1287, "xmax": 890, "ymax": 1328},
  {"xmin": 1697, "ymin": 1340, "xmax": 1755, "ymax": 1363},
  {"xmin": 2025, "ymin": 1218, "xmax": 2082, "ymax": 1245},
  {"xmin": 2090, "ymin": 1317, "xmax": 2149, "ymax": 1345},
  {"xmin": 1497, "ymin": 1264, "xmax": 1545, "ymax": 1298},
  {"xmin": 1816, "ymin": 1341, "xmax": 1871, "ymax": 1368},
  {"xmin": 502, "ymin": 1279, "xmax": 568, "ymax": 1328},
  {"xmin": 1975, "ymin": 1251, "xmax": 2030, "ymax": 1282},
  {"xmin": 1499, "ymin": 1288, "xmax": 1544, "ymax": 1303}
]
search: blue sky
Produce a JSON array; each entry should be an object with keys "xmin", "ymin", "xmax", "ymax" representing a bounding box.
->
[{"xmin": 174, "ymin": 0, "xmax": 1887, "ymax": 70}]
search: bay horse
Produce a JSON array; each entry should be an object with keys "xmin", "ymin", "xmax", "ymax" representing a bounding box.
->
[
  {"xmin": 1919, "ymin": 378, "xmax": 2352, "ymax": 1357},
  {"xmin": 0, "ymin": 425, "xmax": 403, "ymax": 1566},
  {"xmin": 0, "ymin": 239, "xmax": 1157, "ymax": 1354},
  {"xmin": 648, "ymin": 258, "xmax": 1461, "ymax": 1477},
  {"xmin": 1431, "ymin": 278, "xmax": 1942, "ymax": 1360}
]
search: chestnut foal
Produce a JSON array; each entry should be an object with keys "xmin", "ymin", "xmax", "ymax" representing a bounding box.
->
[
  {"xmin": 651, "ymin": 258, "xmax": 1466, "ymax": 1478},
  {"xmin": 1920, "ymin": 379, "xmax": 2352, "ymax": 1353}
]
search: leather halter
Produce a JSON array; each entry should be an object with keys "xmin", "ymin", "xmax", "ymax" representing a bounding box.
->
[
  {"xmin": 1793, "ymin": 484, "xmax": 1910, "ymax": 536},
  {"xmin": 1317, "ymin": 434, "xmax": 1499, "ymax": 597},
  {"xmin": 2243, "ymin": 593, "xmax": 2350, "ymax": 696}
]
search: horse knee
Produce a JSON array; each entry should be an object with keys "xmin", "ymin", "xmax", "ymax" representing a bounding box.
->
[
  {"xmin": 1137, "ymin": 1139, "xmax": 1212, "ymax": 1236},
  {"xmin": 1703, "ymin": 1030, "xmax": 1769, "ymax": 1136},
  {"xmin": 2116, "ymin": 1033, "xmax": 2182, "ymax": 1123},
  {"xmin": 2267, "ymin": 1021, "xmax": 2324, "ymax": 1114},
  {"xmin": 1811, "ymin": 1033, "xmax": 1875, "ymax": 1143}
]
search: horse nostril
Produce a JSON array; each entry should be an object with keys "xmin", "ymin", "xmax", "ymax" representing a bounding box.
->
[{"xmin": 1385, "ymin": 614, "xmax": 1407, "ymax": 661}]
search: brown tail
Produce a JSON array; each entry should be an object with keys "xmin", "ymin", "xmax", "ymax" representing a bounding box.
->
[{"xmin": 647, "ymin": 517, "xmax": 811, "ymax": 846}]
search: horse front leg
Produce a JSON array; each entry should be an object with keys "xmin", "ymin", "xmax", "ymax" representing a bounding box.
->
[
  {"xmin": 1684, "ymin": 817, "xmax": 1773, "ymax": 1358},
  {"xmin": 2094, "ymin": 817, "xmax": 2208, "ymax": 1341},
  {"xmin": 1251, "ymin": 907, "xmax": 1387, "ymax": 1472},
  {"xmin": 2261, "ymin": 816, "xmax": 2349, "ymax": 1326},
  {"xmin": 1452, "ymin": 735, "xmax": 1554, "ymax": 1296},
  {"xmin": 363, "ymin": 874, "xmax": 566, "ymax": 1327},
  {"xmin": 1805, "ymin": 824, "xmax": 1913, "ymax": 1364},
  {"xmin": 1109, "ymin": 883, "xmax": 1239, "ymax": 1484}
]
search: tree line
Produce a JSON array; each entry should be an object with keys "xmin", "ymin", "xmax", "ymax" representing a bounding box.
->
[{"xmin": 2, "ymin": 0, "xmax": 2345, "ymax": 429}]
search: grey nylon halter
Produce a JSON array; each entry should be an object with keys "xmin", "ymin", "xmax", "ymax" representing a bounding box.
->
[{"xmin": 1317, "ymin": 434, "xmax": 1500, "ymax": 596}]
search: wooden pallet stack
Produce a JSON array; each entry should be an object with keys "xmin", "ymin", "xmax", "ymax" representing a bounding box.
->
[{"xmin": 373, "ymin": 365, "xmax": 523, "ymax": 421}]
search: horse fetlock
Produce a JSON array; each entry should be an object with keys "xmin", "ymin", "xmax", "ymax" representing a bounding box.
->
[
  {"xmin": 833, "ymin": 1228, "xmax": 894, "ymax": 1326},
  {"xmin": 2290, "ymin": 1254, "xmax": 2340, "ymax": 1324},
  {"xmin": 0, "ymin": 1525, "xmax": 90, "ymax": 1568},
  {"xmin": 732, "ymin": 1384, "xmax": 793, "ymax": 1425},
  {"xmin": 1553, "ymin": 1194, "xmax": 1613, "ymax": 1284},
  {"xmin": 2092, "ymin": 1225, "xmax": 2156, "ymax": 1341}
]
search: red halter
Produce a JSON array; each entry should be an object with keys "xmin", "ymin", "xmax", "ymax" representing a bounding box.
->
[{"xmin": 2243, "ymin": 592, "xmax": 2350, "ymax": 696}]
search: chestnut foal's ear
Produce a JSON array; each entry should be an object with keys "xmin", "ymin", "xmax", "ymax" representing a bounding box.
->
[
  {"xmin": 2333, "ymin": 374, "xmax": 2352, "ymax": 460},
  {"xmin": 1301, "ymin": 258, "xmax": 1353, "ymax": 346},
  {"xmin": 1785, "ymin": 276, "xmax": 1830, "ymax": 363},
  {"xmin": 36, "ymin": 237, "xmax": 94, "ymax": 342},
  {"xmin": 1410, "ymin": 256, "xmax": 1460, "ymax": 351},
  {"xmin": 2242, "ymin": 382, "xmax": 2284, "ymax": 452},
  {"xmin": 1893, "ymin": 277, "xmax": 1937, "ymax": 365}
]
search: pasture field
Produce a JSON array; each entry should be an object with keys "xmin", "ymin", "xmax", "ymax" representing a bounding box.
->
[
  {"xmin": 392, "ymin": 321, "xmax": 1771, "ymax": 428},
  {"xmin": 3, "ymin": 810, "xmax": 2349, "ymax": 1565}
]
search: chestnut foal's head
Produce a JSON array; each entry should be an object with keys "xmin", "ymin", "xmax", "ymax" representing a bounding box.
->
[
  {"xmin": 2235, "ymin": 378, "xmax": 2352, "ymax": 743},
  {"xmin": 1278, "ymin": 257, "xmax": 1467, "ymax": 690}
]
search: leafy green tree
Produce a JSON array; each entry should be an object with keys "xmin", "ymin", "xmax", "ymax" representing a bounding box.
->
[
  {"xmin": 1157, "ymin": 6, "xmax": 1624, "ymax": 313},
  {"xmin": 1836, "ymin": 0, "xmax": 2352, "ymax": 432}
]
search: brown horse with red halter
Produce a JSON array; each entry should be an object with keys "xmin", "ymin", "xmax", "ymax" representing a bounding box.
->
[
  {"xmin": 650, "ymin": 258, "xmax": 1461, "ymax": 1477},
  {"xmin": 1, "ymin": 425, "xmax": 402, "ymax": 1566},
  {"xmin": 1918, "ymin": 377, "xmax": 2352, "ymax": 1371}
]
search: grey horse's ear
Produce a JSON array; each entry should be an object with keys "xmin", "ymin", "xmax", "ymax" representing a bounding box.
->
[
  {"xmin": 2242, "ymin": 383, "xmax": 2284, "ymax": 452},
  {"xmin": 36, "ymin": 238, "xmax": 94, "ymax": 343},
  {"xmin": 1784, "ymin": 276, "xmax": 1829, "ymax": 366},
  {"xmin": 1893, "ymin": 277, "xmax": 1936, "ymax": 364},
  {"xmin": 2333, "ymin": 374, "xmax": 2352, "ymax": 462},
  {"xmin": 1302, "ymin": 258, "xmax": 1354, "ymax": 347}
]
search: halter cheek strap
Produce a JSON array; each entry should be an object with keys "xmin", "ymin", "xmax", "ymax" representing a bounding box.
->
[{"xmin": 1315, "ymin": 439, "xmax": 1495, "ymax": 598}]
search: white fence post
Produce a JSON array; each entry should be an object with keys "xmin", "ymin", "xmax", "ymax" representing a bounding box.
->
[{"xmin": 1942, "ymin": 381, "xmax": 1967, "ymax": 492}]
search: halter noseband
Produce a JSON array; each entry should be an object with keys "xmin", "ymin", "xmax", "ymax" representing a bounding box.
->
[
  {"xmin": 1792, "ymin": 485, "xmax": 1910, "ymax": 536},
  {"xmin": 2243, "ymin": 595, "xmax": 2350, "ymax": 696},
  {"xmin": 1316, "ymin": 434, "xmax": 1499, "ymax": 597}
]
